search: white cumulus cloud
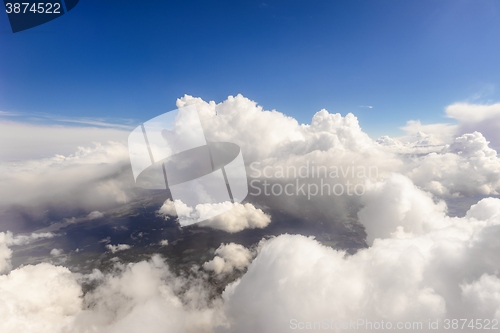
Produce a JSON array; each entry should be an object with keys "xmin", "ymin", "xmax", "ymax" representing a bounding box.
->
[
  {"xmin": 203, "ymin": 243, "xmax": 253, "ymax": 276},
  {"xmin": 106, "ymin": 244, "xmax": 132, "ymax": 253}
]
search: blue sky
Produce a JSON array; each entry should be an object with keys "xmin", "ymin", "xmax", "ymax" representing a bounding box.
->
[{"xmin": 1, "ymin": 0, "xmax": 499, "ymax": 137}]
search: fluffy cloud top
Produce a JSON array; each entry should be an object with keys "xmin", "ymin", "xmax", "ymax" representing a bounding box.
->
[
  {"xmin": 358, "ymin": 174, "xmax": 447, "ymax": 244},
  {"xmin": 0, "ymin": 255, "xmax": 220, "ymax": 333},
  {"xmin": 0, "ymin": 263, "xmax": 82, "ymax": 333},
  {"xmin": 177, "ymin": 94, "xmax": 393, "ymax": 167},
  {"xmin": 203, "ymin": 243, "xmax": 253, "ymax": 276},
  {"xmin": 50, "ymin": 248, "xmax": 63, "ymax": 256},
  {"xmin": 87, "ymin": 211, "xmax": 104, "ymax": 220},
  {"xmin": 159, "ymin": 200, "xmax": 271, "ymax": 233},
  {"xmin": 106, "ymin": 244, "xmax": 132, "ymax": 253},
  {"xmin": 222, "ymin": 193, "xmax": 500, "ymax": 332},
  {"xmin": 407, "ymin": 132, "xmax": 500, "ymax": 196},
  {"xmin": 198, "ymin": 202, "xmax": 271, "ymax": 233}
]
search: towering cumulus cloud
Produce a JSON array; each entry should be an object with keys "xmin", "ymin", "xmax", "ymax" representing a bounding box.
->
[{"xmin": 1, "ymin": 95, "xmax": 500, "ymax": 332}]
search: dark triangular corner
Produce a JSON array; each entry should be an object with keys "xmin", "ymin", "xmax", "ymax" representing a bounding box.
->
[
  {"xmin": 4, "ymin": 0, "xmax": 80, "ymax": 33},
  {"xmin": 64, "ymin": 0, "xmax": 79, "ymax": 12}
]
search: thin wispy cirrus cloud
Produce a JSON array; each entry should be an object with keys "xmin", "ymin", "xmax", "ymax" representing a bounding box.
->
[
  {"xmin": 0, "ymin": 110, "xmax": 20, "ymax": 116},
  {"xmin": 52, "ymin": 117, "xmax": 135, "ymax": 130},
  {"xmin": 0, "ymin": 109, "xmax": 135, "ymax": 130}
]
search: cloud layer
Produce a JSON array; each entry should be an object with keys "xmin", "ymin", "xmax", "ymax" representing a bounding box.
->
[
  {"xmin": 221, "ymin": 177, "xmax": 500, "ymax": 332},
  {"xmin": 3, "ymin": 179, "xmax": 500, "ymax": 333},
  {"xmin": 2, "ymin": 95, "xmax": 500, "ymax": 332}
]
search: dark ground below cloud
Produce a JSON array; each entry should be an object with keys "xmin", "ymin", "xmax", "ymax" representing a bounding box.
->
[
  {"xmin": 3, "ymin": 189, "xmax": 495, "ymax": 298},
  {"xmin": 3, "ymin": 191, "xmax": 495, "ymax": 275},
  {"xmin": 4, "ymin": 189, "xmax": 365, "ymax": 294}
]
